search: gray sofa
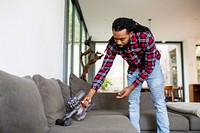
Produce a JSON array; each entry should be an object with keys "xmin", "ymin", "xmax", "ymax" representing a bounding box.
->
[
  {"xmin": 0, "ymin": 70, "xmax": 200, "ymax": 133},
  {"xmin": 68, "ymin": 73, "xmax": 200, "ymax": 133},
  {"xmin": 0, "ymin": 70, "xmax": 137, "ymax": 133}
]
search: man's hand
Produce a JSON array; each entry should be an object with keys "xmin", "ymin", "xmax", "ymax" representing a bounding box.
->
[
  {"xmin": 81, "ymin": 89, "xmax": 96, "ymax": 107},
  {"xmin": 116, "ymin": 85, "xmax": 135, "ymax": 99}
]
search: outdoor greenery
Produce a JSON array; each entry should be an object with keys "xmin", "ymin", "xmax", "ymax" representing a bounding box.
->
[{"xmin": 101, "ymin": 78, "xmax": 112, "ymax": 90}]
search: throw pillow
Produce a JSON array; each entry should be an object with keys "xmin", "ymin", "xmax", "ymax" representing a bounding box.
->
[
  {"xmin": 0, "ymin": 70, "xmax": 49, "ymax": 133},
  {"xmin": 56, "ymin": 79, "xmax": 71, "ymax": 102},
  {"xmin": 33, "ymin": 74, "xmax": 66, "ymax": 127},
  {"xmin": 69, "ymin": 73, "xmax": 100, "ymax": 109}
]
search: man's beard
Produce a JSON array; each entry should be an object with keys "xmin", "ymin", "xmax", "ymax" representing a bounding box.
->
[
  {"xmin": 118, "ymin": 44, "xmax": 124, "ymax": 48},
  {"xmin": 117, "ymin": 40, "xmax": 130, "ymax": 49}
]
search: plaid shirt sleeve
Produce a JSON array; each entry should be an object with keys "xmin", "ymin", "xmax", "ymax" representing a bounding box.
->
[
  {"xmin": 91, "ymin": 44, "xmax": 116, "ymax": 91},
  {"xmin": 132, "ymin": 32, "xmax": 158, "ymax": 87}
]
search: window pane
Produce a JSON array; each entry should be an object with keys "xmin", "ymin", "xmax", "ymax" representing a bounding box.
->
[
  {"xmin": 73, "ymin": 8, "xmax": 80, "ymax": 77},
  {"xmin": 80, "ymin": 25, "xmax": 86, "ymax": 75}
]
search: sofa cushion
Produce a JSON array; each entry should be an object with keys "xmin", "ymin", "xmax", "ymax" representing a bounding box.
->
[
  {"xmin": 168, "ymin": 112, "xmax": 189, "ymax": 131},
  {"xmin": 69, "ymin": 73, "xmax": 100, "ymax": 109},
  {"xmin": 168, "ymin": 109, "xmax": 200, "ymax": 130},
  {"xmin": 140, "ymin": 110, "xmax": 189, "ymax": 131},
  {"xmin": 33, "ymin": 74, "xmax": 66, "ymax": 127},
  {"xmin": 57, "ymin": 79, "xmax": 71, "ymax": 102},
  {"xmin": 0, "ymin": 70, "xmax": 49, "ymax": 133},
  {"xmin": 180, "ymin": 113, "xmax": 200, "ymax": 130},
  {"xmin": 69, "ymin": 73, "xmax": 90, "ymax": 96},
  {"xmin": 48, "ymin": 115, "xmax": 138, "ymax": 133}
]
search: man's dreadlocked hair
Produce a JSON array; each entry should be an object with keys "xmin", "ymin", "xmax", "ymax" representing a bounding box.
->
[{"xmin": 112, "ymin": 17, "xmax": 150, "ymax": 33}]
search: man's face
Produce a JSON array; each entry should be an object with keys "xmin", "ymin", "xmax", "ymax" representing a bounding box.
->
[{"xmin": 112, "ymin": 29, "xmax": 133, "ymax": 48}]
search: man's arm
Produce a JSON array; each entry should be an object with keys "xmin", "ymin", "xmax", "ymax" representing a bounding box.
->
[
  {"xmin": 91, "ymin": 45, "xmax": 117, "ymax": 91},
  {"xmin": 82, "ymin": 46, "xmax": 116, "ymax": 106}
]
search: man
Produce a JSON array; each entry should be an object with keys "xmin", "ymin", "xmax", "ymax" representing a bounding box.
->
[{"xmin": 82, "ymin": 17, "xmax": 169, "ymax": 133}]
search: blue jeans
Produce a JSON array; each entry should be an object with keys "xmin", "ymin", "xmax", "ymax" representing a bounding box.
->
[{"xmin": 128, "ymin": 60, "xmax": 169, "ymax": 133}]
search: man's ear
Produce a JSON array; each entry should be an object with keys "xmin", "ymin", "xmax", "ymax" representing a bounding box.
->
[{"xmin": 129, "ymin": 31, "xmax": 133, "ymax": 38}]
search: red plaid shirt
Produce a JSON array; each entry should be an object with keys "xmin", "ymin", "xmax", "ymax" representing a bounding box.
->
[{"xmin": 91, "ymin": 31, "xmax": 161, "ymax": 91}]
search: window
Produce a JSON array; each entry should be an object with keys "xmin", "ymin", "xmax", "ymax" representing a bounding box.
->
[
  {"xmin": 67, "ymin": 0, "xmax": 73, "ymax": 82},
  {"xmin": 65, "ymin": 0, "xmax": 88, "ymax": 84},
  {"xmin": 73, "ymin": 8, "xmax": 81, "ymax": 76},
  {"xmin": 80, "ymin": 23, "xmax": 87, "ymax": 76}
]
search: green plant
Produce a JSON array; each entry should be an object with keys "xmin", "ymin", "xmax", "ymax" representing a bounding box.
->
[{"xmin": 101, "ymin": 78, "xmax": 112, "ymax": 90}]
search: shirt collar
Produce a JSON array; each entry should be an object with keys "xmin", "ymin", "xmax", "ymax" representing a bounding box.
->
[{"xmin": 130, "ymin": 33, "xmax": 136, "ymax": 45}]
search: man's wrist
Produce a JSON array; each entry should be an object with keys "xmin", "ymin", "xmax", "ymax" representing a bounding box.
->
[
  {"xmin": 129, "ymin": 84, "xmax": 135, "ymax": 90},
  {"xmin": 87, "ymin": 88, "xmax": 96, "ymax": 98}
]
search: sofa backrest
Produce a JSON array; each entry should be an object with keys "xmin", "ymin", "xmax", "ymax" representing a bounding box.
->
[
  {"xmin": 140, "ymin": 92, "xmax": 154, "ymax": 111},
  {"xmin": 95, "ymin": 92, "xmax": 155, "ymax": 111},
  {"xmin": 98, "ymin": 93, "xmax": 129, "ymax": 110},
  {"xmin": 0, "ymin": 70, "xmax": 49, "ymax": 133}
]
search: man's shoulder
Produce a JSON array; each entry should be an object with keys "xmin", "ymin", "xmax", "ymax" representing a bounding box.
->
[
  {"xmin": 135, "ymin": 31, "xmax": 152, "ymax": 38},
  {"xmin": 107, "ymin": 42, "xmax": 117, "ymax": 50}
]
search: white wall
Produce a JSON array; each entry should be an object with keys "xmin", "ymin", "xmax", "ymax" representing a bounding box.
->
[{"xmin": 0, "ymin": 0, "xmax": 65, "ymax": 79}]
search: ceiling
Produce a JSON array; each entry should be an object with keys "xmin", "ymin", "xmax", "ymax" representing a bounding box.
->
[{"xmin": 78, "ymin": 0, "xmax": 200, "ymax": 42}]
